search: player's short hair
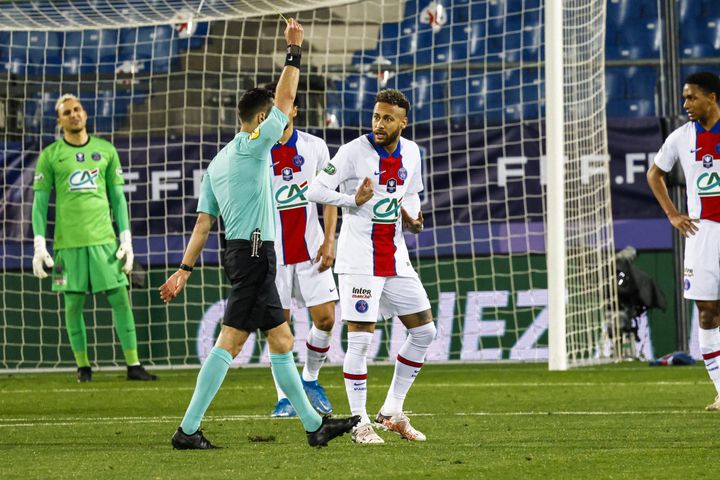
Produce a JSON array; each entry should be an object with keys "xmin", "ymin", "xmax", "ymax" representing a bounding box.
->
[
  {"xmin": 237, "ymin": 88, "xmax": 274, "ymax": 123},
  {"xmin": 375, "ymin": 89, "xmax": 411, "ymax": 114},
  {"xmin": 685, "ymin": 72, "xmax": 720, "ymax": 103},
  {"xmin": 263, "ymin": 82, "xmax": 301, "ymax": 108},
  {"xmin": 55, "ymin": 94, "xmax": 81, "ymax": 116}
]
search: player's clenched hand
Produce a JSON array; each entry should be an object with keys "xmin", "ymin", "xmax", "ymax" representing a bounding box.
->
[
  {"xmin": 315, "ymin": 240, "xmax": 335, "ymax": 272},
  {"xmin": 355, "ymin": 177, "xmax": 374, "ymax": 206},
  {"xmin": 401, "ymin": 208, "xmax": 423, "ymax": 234},
  {"xmin": 115, "ymin": 230, "xmax": 134, "ymax": 274},
  {"xmin": 284, "ymin": 18, "xmax": 304, "ymax": 47},
  {"xmin": 159, "ymin": 270, "xmax": 191, "ymax": 303},
  {"xmin": 668, "ymin": 213, "xmax": 699, "ymax": 237},
  {"xmin": 32, "ymin": 236, "xmax": 54, "ymax": 279}
]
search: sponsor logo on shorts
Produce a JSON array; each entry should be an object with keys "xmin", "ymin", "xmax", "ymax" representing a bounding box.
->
[
  {"xmin": 292, "ymin": 155, "xmax": 304, "ymax": 167},
  {"xmin": 696, "ymin": 171, "xmax": 720, "ymax": 196},
  {"xmin": 323, "ymin": 163, "xmax": 336, "ymax": 175},
  {"xmin": 684, "ymin": 278, "xmax": 691, "ymax": 291},
  {"xmin": 352, "ymin": 287, "xmax": 372, "ymax": 299},
  {"xmin": 69, "ymin": 169, "xmax": 99, "ymax": 191},
  {"xmin": 91, "ymin": 152, "xmax": 102, "ymax": 161},
  {"xmin": 703, "ymin": 154, "xmax": 714, "ymax": 168},
  {"xmin": 371, "ymin": 197, "xmax": 402, "ymax": 224},
  {"xmin": 684, "ymin": 268, "xmax": 693, "ymax": 277},
  {"xmin": 355, "ymin": 299, "xmax": 369, "ymax": 313},
  {"xmin": 398, "ymin": 167, "xmax": 408, "ymax": 181}
]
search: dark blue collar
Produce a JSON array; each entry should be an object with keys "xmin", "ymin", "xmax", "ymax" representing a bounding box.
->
[
  {"xmin": 367, "ymin": 133, "xmax": 402, "ymax": 158},
  {"xmin": 694, "ymin": 120, "xmax": 720, "ymax": 134},
  {"xmin": 274, "ymin": 128, "xmax": 298, "ymax": 148}
]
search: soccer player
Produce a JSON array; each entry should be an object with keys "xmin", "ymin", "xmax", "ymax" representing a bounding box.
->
[
  {"xmin": 160, "ymin": 18, "xmax": 359, "ymax": 449},
  {"xmin": 265, "ymin": 83, "xmax": 339, "ymax": 418},
  {"xmin": 31, "ymin": 94, "xmax": 156, "ymax": 383},
  {"xmin": 307, "ymin": 89, "xmax": 436, "ymax": 443},
  {"xmin": 647, "ymin": 71, "xmax": 720, "ymax": 410}
]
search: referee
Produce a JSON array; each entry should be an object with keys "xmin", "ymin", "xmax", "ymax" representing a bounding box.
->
[{"xmin": 160, "ymin": 18, "xmax": 359, "ymax": 449}]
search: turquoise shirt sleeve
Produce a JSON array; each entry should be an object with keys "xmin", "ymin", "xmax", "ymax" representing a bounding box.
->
[
  {"xmin": 243, "ymin": 106, "xmax": 289, "ymax": 158},
  {"xmin": 197, "ymin": 172, "xmax": 220, "ymax": 217}
]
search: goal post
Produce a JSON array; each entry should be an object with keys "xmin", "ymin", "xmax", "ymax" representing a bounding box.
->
[{"xmin": 0, "ymin": 0, "xmax": 619, "ymax": 371}]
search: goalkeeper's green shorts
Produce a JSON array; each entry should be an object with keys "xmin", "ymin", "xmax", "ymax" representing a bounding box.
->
[{"xmin": 52, "ymin": 243, "xmax": 128, "ymax": 294}]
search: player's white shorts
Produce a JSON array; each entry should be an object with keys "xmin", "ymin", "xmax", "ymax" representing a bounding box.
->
[
  {"xmin": 684, "ymin": 219, "xmax": 720, "ymax": 300},
  {"xmin": 338, "ymin": 273, "xmax": 432, "ymax": 322},
  {"xmin": 275, "ymin": 260, "xmax": 339, "ymax": 309}
]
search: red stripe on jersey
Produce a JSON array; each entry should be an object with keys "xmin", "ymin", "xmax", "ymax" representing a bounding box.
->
[
  {"xmin": 696, "ymin": 131, "xmax": 720, "ymax": 221},
  {"xmin": 397, "ymin": 354, "xmax": 423, "ymax": 368},
  {"xmin": 343, "ymin": 372, "xmax": 368, "ymax": 380},
  {"xmin": 307, "ymin": 342, "xmax": 330, "ymax": 353},
  {"xmin": 372, "ymin": 223, "xmax": 397, "ymax": 276},
  {"xmin": 703, "ymin": 350, "xmax": 720, "ymax": 360},
  {"xmin": 279, "ymin": 207, "xmax": 310, "ymax": 264},
  {"xmin": 379, "ymin": 155, "xmax": 405, "ymax": 187},
  {"xmin": 271, "ymin": 142, "xmax": 301, "ymax": 176}
]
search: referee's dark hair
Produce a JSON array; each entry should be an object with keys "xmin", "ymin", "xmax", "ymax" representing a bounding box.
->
[
  {"xmin": 237, "ymin": 87, "xmax": 274, "ymax": 123},
  {"xmin": 685, "ymin": 72, "xmax": 720, "ymax": 104},
  {"xmin": 375, "ymin": 89, "xmax": 411, "ymax": 114}
]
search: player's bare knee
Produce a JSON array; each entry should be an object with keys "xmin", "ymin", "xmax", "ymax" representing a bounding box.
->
[
  {"xmin": 697, "ymin": 301, "xmax": 720, "ymax": 329},
  {"xmin": 347, "ymin": 321, "xmax": 375, "ymax": 333},
  {"xmin": 265, "ymin": 322, "xmax": 295, "ymax": 353},
  {"xmin": 312, "ymin": 315, "xmax": 334, "ymax": 332}
]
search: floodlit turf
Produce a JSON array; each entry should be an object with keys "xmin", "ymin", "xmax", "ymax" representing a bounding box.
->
[{"xmin": 0, "ymin": 362, "xmax": 717, "ymax": 479}]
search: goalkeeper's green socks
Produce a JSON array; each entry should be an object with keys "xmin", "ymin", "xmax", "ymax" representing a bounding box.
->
[
  {"xmin": 106, "ymin": 287, "xmax": 140, "ymax": 366},
  {"xmin": 180, "ymin": 346, "xmax": 232, "ymax": 434},
  {"xmin": 63, "ymin": 292, "xmax": 90, "ymax": 368},
  {"xmin": 270, "ymin": 352, "xmax": 323, "ymax": 432}
]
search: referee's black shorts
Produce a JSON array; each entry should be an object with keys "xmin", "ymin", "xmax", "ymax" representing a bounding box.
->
[{"xmin": 222, "ymin": 239, "xmax": 284, "ymax": 333}]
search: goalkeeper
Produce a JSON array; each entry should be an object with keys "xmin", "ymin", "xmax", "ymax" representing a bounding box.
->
[{"xmin": 31, "ymin": 94, "xmax": 157, "ymax": 383}]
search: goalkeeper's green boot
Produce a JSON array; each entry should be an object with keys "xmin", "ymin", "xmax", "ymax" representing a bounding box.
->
[{"xmin": 77, "ymin": 366, "xmax": 92, "ymax": 383}]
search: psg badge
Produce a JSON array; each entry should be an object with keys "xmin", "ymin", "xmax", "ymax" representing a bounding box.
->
[
  {"xmin": 398, "ymin": 167, "xmax": 408, "ymax": 181},
  {"xmin": 282, "ymin": 167, "xmax": 294, "ymax": 181},
  {"xmin": 292, "ymin": 155, "xmax": 305, "ymax": 167},
  {"xmin": 75, "ymin": 152, "xmax": 85, "ymax": 163},
  {"xmin": 91, "ymin": 152, "xmax": 101, "ymax": 161},
  {"xmin": 355, "ymin": 300, "xmax": 369, "ymax": 313},
  {"xmin": 703, "ymin": 154, "xmax": 713, "ymax": 168},
  {"xmin": 386, "ymin": 178, "xmax": 397, "ymax": 193}
]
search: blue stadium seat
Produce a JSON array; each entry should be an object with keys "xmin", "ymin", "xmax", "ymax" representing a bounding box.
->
[
  {"xmin": 119, "ymin": 26, "xmax": 178, "ymax": 74},
  {"xmin": 339, "ymin": 74, "xmax": 378, "ymax": 127},
  {"xmin": 24, "ymin": 92, "xmax": 57, "ymax": 133},
  {"xmin": 680, "ymin": 0, "xmax": 703, "ymax": 22},
  {"xmin": 625, "ymin": 67, "xmax": 657, "ymax": 101},
  {"xmin": 84, "ymin": 90, "xmax": 131, "ymax": 133},
  {"xmin": 500, "ymin": 11, "xmax": 542, "ymax": 62},
  {"xmin": 703, "ymin": 0, "xmax": 720, "ymax": 17},
  {"xmin": 605, "ymin": 68, "xmax": 627, "ymax": 101},
  {"xmin": 640, "ymin": 0, "xmax": 659, "ymax": 19},
  {"xmin": 63, "ymin": 30, "xmax": 119, "ymax": 74},
  {"xmin": 681, "ymin": 64, "xmax": 720, "ymax": 83},
  {"xmin": 680, "ymin": 18, "xmax": 720, "ymax": 58},
  {"xmin": 617, "ymin": 20, "xmax": 661, "ymax": 59},
  {"xmin": 0, "ymin": 32, "xmax": 9, "ymax": 70},
  {"xmin": 7, "ymin": 31, "xmax": 62, "ymax": 76},
  {"xmin": 386, "ymin": 70, "xmax": 447, "ymax": 123},
  {"xmin": 607, "ymin": 98, "xmax": 655, "ymax": 118},
  {"xmin": 607, "ymin": 0, "xmax": 643, "ymax": 26}
]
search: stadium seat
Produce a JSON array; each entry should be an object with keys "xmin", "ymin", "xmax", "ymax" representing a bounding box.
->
[
  {"xmin": 680, "ymin": 0, "xmax": 703, "ymax": 22},
  {"xmin": 606, "ymin": 0, "xmax": 643, "ymax": 26},
  {"xmin": 680, "ymin": 18, "xmax": 720, "ymax": 58},
  {"xmin": 703, "ymin": 0, "xmax": 720, "ymax": 17},
  {"xmin": 386, "ymin": 70, "xmax": 447, "ymax": 123},
  {"xmin": 7, "ymin": 31, "xmax": 62, "ymax": 76},
  {"xmin": 625, "ymin": 67, "xmax": 657, "ymax": 102},
  {"xmin": 24, "ymin": 91, "xmax": 57, "ymax": 133},
  {"xmin": 337, "ymin": 74, "xmax": 378, "ymax": 127},
  {"xmin": 63, "ymin": 30, "xmax": 119, "ymax": 74},
  {"xmin": 119, "ymin": 25, "xmax": 178, "ymax": 74},
  {"xmin": 640, "ymin": 0, "xmax": 659, "ymax": 20},
  {"xmin": 617, "ymin": 20, "xmax": 661, "ymax": 59},
  {"xmin": 607, "ymin": 98, "xmax": 655, "ymax": 118},
  {"xmin": 84, "ymin": 90, "xmax": 131, "ymax": 133},
  {"xmin": 500, "ymin": 11, "xmax": 542, "ymax": 62},
  {"xmin": 604, "ymin": 68, "xmax": 627, "ymax": 102}
]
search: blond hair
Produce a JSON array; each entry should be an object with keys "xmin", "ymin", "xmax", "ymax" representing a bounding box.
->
[{"xmin": 55, "ymin": 94, "xmax": 80, "ymax": 115}]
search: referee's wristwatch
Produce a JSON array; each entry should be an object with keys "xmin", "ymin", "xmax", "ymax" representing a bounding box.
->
[{"xmin": 179, "ymin": 263, "xmax": 194, "ymax": 272}]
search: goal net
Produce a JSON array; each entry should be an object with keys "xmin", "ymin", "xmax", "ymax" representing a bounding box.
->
[{"xmin": 0, "ymin": 0, "xmax": 618, "ymax": 370}]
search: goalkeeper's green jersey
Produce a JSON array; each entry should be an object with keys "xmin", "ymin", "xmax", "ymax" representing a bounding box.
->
[{"xmin": 33, "ymin": 136, "xmax": 125, "ymax": 249}]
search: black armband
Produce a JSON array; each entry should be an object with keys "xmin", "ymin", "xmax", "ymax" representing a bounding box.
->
[
  {"xmin": 179, "ymin": 263, "xmax": 194, "ymax": 272},
  {"xmin": 285, "ymin": 44, "xmax": 302, "ymax": 69}
]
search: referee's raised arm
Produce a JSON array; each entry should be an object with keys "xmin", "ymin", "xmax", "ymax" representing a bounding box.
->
[{"xmin": 274, "ymin": 18, "xmax": 304, "ymax": 116}]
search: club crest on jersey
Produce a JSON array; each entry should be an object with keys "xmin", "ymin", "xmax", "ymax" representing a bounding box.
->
[
  {"xmin": 387, "ymin": 178, "xmax": 397, "ymax": 193},
  {"xmin": 282, "ymin": 167, "xmax": 294, "ymax": 181},
  {"xmin": 684, "ymin": 278, "xmax": 691, "ymax": 291},
  {"xmin": 371, "ymin": 197, "xmax": 402, "ymax": 223},
  {"xmin": 91, "ymin": 152, "xmax": 102, "ymax": 161},
  {"xmin": 292, "ymin": 155, "xmax": 305, "ymax": 167},
  {"xmin": 697, "ymin": 171, "xmax": 720, "ymax": 196},
  {"xmin": 275, "ymin": 181, "xmax": 308, "ymax": 210},
  {"xmin": 703, "ymin": 154, "xmax": 714, "ymax": 168},
  {"xmin": 69, "ymin": 168, "xmax": 99, "ymax": 191},
  {"xmin": 398, "ymin": 167, "xmax": 408, "ymax": 181},
  {"xmin": 355, "ymin": 300, "xmax": 369, "ymax": 313},
  {"xmin": 34, "ymin": 173, "xmax": 44, "ymax": 183},
  {"xmin": 75, "ymin": 152, "xmax": 85, "ymax": 163}
]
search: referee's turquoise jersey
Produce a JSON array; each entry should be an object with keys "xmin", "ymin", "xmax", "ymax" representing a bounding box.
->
[{"xmin": 197, "ymin": 106, "xmax": 289, "ymax": 241}]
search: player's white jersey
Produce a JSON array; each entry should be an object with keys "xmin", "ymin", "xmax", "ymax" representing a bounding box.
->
[
  {"xmin": 270, "ymin": 129, "xmax": 331, "ymax": 265},
  {"xmin": 655, "ymin": 120, "xmax": 720, "ymax": 221},
  {"xmin": 314, "ymin": 133, "xmax": 424, "ymax": 277}
]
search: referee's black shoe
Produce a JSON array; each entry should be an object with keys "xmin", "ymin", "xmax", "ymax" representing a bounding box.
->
[
  {"xmin": 77, "ymin": 366, "xmax": 92, "ymax": 383},
  {"xmin": 307, "ymin": 415, "xmax": 361, "ymax": 447},
  {"xmin": 127, "ymin": 364, "xmax": 158, "ymax": 381},
  {"xmin": 171, "ymin": 427, "xmax": 220, "ymax": 450}
]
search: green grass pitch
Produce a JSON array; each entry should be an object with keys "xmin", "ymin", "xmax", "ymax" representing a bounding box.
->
[{"xmin": 0, "ymin": 363, "xmax": 717, "ymax": 479}]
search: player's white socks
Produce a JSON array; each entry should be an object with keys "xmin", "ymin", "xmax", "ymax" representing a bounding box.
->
[
  {"xmin": 302, "ymin": 325, "xmax": 331, "ymax": 382},
  {"xmin": 344, "ymin": 331, "xmax": 373, "ymax": 425},
  {"xmin": 381, "ymin": 322, "xmax": 436, "ymax": 416},
  {"xmin": 699, "ymin": 327, "xmax": 720, "ymax": 394}
]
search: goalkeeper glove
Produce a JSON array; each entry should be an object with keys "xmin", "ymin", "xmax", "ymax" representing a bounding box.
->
[
  {"xmin": 116, "ymin": 230, "xmax": 134, "ymax": 275},
  {"xmin": 32, "ymin": 235, "xmax": 54, "ymax": 279}
]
